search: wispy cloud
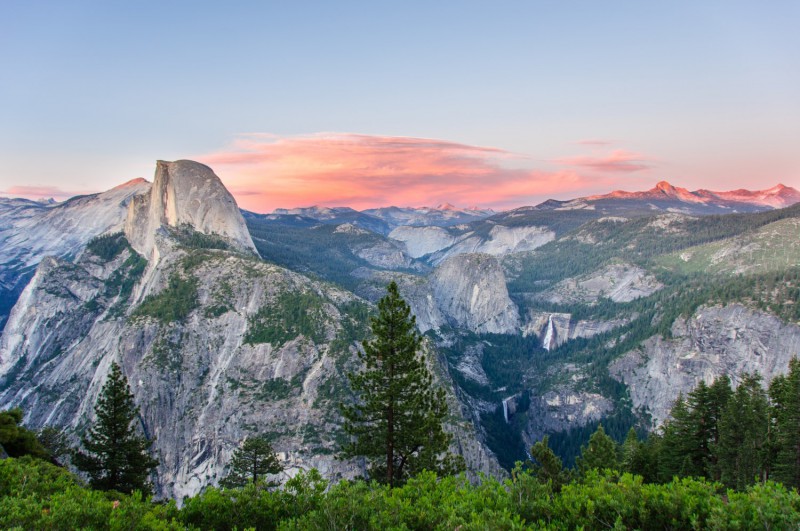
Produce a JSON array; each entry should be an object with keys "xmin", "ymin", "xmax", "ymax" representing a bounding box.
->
[
  {"xmin": 1, "ymin": 185, "xmax": 81, "ymax": 200},
  {"xmin": 576, "ymin": 139, "xmax": 613, "ymax": 146},
  {"xmin": 196, "ymin": 133, "xmax": 652, "ymax": 212},
  {"xmin": 557, "ymin": 149, "xmax": 653, "ymax": 173}
]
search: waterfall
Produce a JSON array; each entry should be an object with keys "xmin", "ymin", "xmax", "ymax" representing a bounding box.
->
[
  {"xmin": 542, "ymin": 314, "xmax": 555, "ymax": 351},
  {"xmin": 502, "ymin": 397, "xmax": 511, "ymax": 423}
]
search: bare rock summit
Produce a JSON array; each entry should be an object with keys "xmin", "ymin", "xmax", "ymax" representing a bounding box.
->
[{"xmin": 125, "ymin": 160, "xmax": 257, "ymax": 258}]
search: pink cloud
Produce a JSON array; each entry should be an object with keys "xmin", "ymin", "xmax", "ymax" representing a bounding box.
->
[
  {"xmin": 195, "ymin": 133, "xmax": 644, "ymax": 212},
  {"xmin": 2, "ymin": 185, "xmax": 84, "ymax": 201},
  {"xmin": 557, "ymin": 149, "xmax": 653, "ymax": 173}
]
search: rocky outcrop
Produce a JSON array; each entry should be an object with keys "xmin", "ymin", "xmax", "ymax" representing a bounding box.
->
[
  {"xmin": 521, "ymin": 311, "xmax": 626, "ymax": 350},
  {"xmin": 524, "ymin": 388, "xmax": 613, "ymax": 445},
  {"xmin": 357, "ymin": 254, "xmax": 519, "ymax": 335},
  {"xmin": 389, "ymin": 226, "xmax": 456, "ymax": 258},
  {"xmin": 352, "ymin": 240, "xmax": 414, "ymax": 270},
  {"xmin": 430, "ymin": 254, "xmax": 519, "ymax": 334},
  {"xmin": 389, "ymin": 224, "xmax": 555, "ymax": 265},
  {"xmin": 125, "ymin": 160, "xmax": 256, "ymax": 259},
  {"xmin": 538, "ymin": 262, "xmax": 662, "ymax": 305},
  {"xmin": 425, "ymin": 225, "xmax": 555, "ymax": 265},
  {"xmin": 610, "ymin": 304, "xmax": 800, "ymax": 426},
  {"xmin": 0, "ymin": 179, "xmax": 150, "ymax": 330}
]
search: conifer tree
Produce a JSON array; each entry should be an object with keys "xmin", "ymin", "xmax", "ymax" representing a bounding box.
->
[
  {"xmin": 716, "ymin": 373, "xmax": 768, "ymax": 489},
  {"xmin": 340, "ymin": 281, "xmax": 461, "ymax": 486},
  {"xmin": 73, "ymin": 362, "xmax": 159, "ymax": 494},
  {"xmin": 659, "ymin": 394, "xmax": 693, "ymax": 481},
  {"xmin": 621, "ymin": 428, "xmax": 645, "ymax": 477},
  {"xmin": 220, "ymin": 435, "xmax": 282, "ymax": 488},
  {"xmin": 576, "ymin": 424, "xmax": 618, "ymax": 475},
  {"xmin": 528, "ymin": 435, "xmax": 568, "ymax": 490},
  {"xmin": 769, "ymin": 358, "xmax": 800, "ymax": 488}
]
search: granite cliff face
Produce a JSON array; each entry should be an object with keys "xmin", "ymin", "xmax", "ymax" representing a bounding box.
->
[
  {"xmin": 430, "ymin": 254, "xmax": 520, "ymax": 334},
  {"xmin": 610, "ymin": 304, "xmax": 800, "ymax": 425},
  {"xmin": 538, "ymin": 262, "xmax": 662, "ymax": 305},
  {"xmin": 125, "ymin": 160, "xmax": 256, "ymax": 259},
  {"xmin": 0, "ymin": 179, "xmax": 151, "ymax": 330},
  {"xmin": 388, "ymin": 223, "xmax": 555, "ymax": 264}
]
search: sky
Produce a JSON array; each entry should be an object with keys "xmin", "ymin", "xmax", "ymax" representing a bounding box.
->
[{"xmin": 1, "ymin": 1, "xmax": 798, "ymax": 212}]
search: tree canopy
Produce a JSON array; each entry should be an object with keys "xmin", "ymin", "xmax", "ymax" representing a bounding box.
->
[
  {"xmin": 341, "ymin": 281, "xmax": 462, "ymax": 486},
  {"xmin": 220, "ymin": 435, "xmax": 282, "ymax": 489},
  {"xmin": 73, "ymin": 361, "xmax": 159, "ymax": 494}
]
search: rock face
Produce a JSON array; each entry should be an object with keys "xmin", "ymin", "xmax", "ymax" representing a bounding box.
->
[
  {"xmin": 430, "ymin": 254, "xmax": 519, "ymax": 334},
  {"xmin": 0, "ymin": 239, "xmax": 371, "ymax": 499},
  {"xmin": 389, "ymin": 226, "xmax": 457, "ymax": 258},
  {"xmin": 539, "ymin": 262, "xmax": 662, "ymax": 305},
  {"xmin": 389, "ymin": 224, "xmax": 555, "ymax": 265},
  {"xmin": 524, "ymin": 390, "xmax": 614, "ymax": 445},
  {"xmin": 357, "ymin": 254, "xmax": 519, "ymax": 335},
  {"xmin": 610, "ymin": 304, "xmax": 800, "ymax": 426},
  {"xmin": 521, "ymin": 311, "xmax": 626, "ymax": 350},
  {"xmin": 0, "ymin": 179, "xmax": 151, "ymax": 330},
  {"xmin": 433, "ymin": 225, "xmax": 555, "ymax": 264},
  {"xmin": 125, "ymin": 160, "xmax": 256, "ymax": 259}
]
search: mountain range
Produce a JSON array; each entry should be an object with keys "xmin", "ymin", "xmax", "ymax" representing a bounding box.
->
[{"xmin": 1, "ymin": 161, "xmax": 799, "ymax": 498}]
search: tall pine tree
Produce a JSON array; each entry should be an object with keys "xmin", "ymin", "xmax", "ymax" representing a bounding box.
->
[
  {"xmin": 576, "ymin": 424, "xmax": 618, "ymax": 475},
  {"xmin": 769, "ymin": 358, "xmax": 800, "ymax": 488},
  {"xmin": 340, "ymin": 281, "xmax": 461, "ymax": 486},
  {"xmin": 73, "ymin": 362, "xmax": 159, "ymax": 494},
  {"xmin": 716, "ymin": 373, "xmax": 769, "ymax": 489}
]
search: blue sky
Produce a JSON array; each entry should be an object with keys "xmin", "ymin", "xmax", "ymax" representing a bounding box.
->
[{"xmin": 1, "ymin": 1, "xmax": 798, "ymax": 210}]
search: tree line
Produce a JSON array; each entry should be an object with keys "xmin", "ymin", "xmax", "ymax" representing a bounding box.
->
[{"xmin": 525, "ymin": 362, "xmax": 800, "ymax": 493}]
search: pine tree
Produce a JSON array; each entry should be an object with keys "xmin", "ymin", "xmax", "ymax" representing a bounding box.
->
[
  {"xmin": 73, "ymin": 362, "xmax": 159, "ymax": 494},
  {"xmin": 37, "ymin": 426, "xmax": 71, "ymax": 465},
  {"xmin": 340, "ymin": 281, "xmax": 461, "ymax": 486},
  {"xmin": 620, "ymin": 428, "xmax": 645, "ymax": 477},
  {"xmin": 659, "ymin": 393, "xmax": 692, "ymax": 481},
  {"xmin": 576, "ymin": 424, "xmax": 618, "ymax": 475},
  {"xmin": 528, "ymin": 435, "xmax": 567, "ymax": 490},
  {"xmin": 220, "ymin": 435, "xmax": 282, "ymax": 488},
  {"xmin": 769, "ymin": 358, "xmax": 800, "ymax": 488},
  {"xmin": 716, "ymin": 373, "xmax": 768, "ymax": 489}
]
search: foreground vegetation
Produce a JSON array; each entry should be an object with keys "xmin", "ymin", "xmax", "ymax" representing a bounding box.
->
[{"xmin": 3, "ymin": 456, "xmax": 800, "ymax": 530}]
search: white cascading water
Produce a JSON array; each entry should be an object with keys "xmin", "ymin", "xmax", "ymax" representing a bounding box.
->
[
  {"xmin": 502, "ymin": 397, "xmax": 511, "ymax": 423},
  {"xmin": 542, "ymin": 314, "xmax": 555, "ymax": 351}
]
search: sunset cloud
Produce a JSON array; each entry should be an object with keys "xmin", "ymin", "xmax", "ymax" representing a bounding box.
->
[
  {"xmin": 1, "ymin": 185, "xmax": 79, "ymax": 201},
  {"xmin": 194, "ymin": 133, "xmax": 657, "ymax": 212},
  {"xmin": 557, "ymin": 149, "xmax": 653, "ymax": 173}
]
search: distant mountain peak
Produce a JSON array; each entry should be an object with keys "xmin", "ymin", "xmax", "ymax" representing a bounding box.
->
[
  {"xmin": 436, "ymin": 202, "xmax": 457, "ymax": 211},
  {"xmin": 113, "ymin": 177, "xmax": 149, "ymax": 190},
  {"xmin": 588, "ymin": 181, "xmax": 800, "ymax": 210}
]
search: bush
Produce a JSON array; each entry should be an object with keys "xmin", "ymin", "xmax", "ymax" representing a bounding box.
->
[
  {"xmin": 133, "ymin": 273, "xmax": 198, "ymax": 323},
  {"xmin": 86, "ymin": 233, "xmax": 128, "ymax": 261}
]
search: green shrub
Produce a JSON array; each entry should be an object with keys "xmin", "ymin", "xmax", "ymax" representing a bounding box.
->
[
  {"xmin": 133, "ymin": 273, "xmax": 198, "ymax": 323},
  {"xmin": 86, "ymin": 233, "xmax": 128, "ymax": 261},
  {"xmin": 244, "ymin": 292, "xmax": 327, "ymax": 346}
]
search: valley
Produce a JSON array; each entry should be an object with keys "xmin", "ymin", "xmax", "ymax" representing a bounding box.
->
[{"xmin": 1, "ymin": 160, "xmax": 799, "ymax": 497}]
